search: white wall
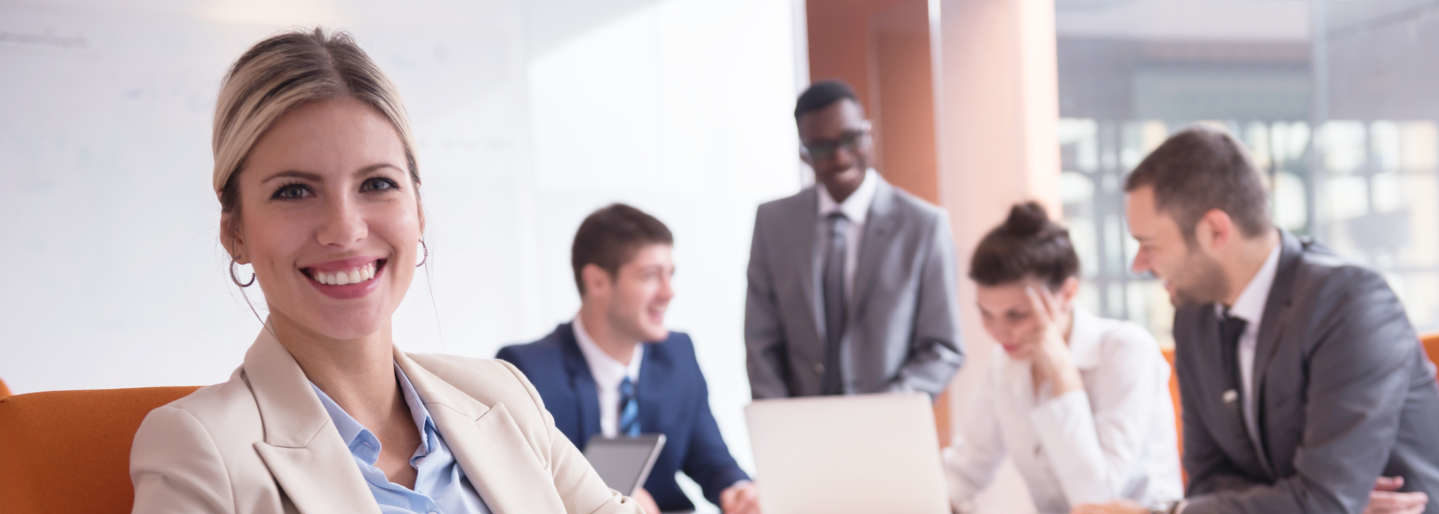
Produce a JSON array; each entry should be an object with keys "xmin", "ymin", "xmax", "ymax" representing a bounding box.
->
[{"xmin": 0, "ymin": 0, "xmax": 804, "ymax": 487}]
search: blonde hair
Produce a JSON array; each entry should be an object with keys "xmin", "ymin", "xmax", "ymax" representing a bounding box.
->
[{"xmin": 212, "ymin": 28, "xmax": 419, "ymax": 212}]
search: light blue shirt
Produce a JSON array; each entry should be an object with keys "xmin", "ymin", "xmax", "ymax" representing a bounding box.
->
[{"xmin": 310, "ymin": 365, "xmax": 491, "ymax": 514}]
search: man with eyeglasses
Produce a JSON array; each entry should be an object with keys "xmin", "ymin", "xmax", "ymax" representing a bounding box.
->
[{"xmin": 744, "ymin": 79, "xmax": 965, "ymax": 400}]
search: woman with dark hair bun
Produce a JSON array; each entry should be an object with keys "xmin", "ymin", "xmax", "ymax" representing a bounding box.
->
[{"xmin": 941, "ymin": 201, "xmax": 1181, "ymax": 514}]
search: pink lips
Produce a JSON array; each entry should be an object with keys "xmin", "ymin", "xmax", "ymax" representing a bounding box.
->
[{"xmin": 302, "ymin": 257, "xmax": 386, "ymax": 300}]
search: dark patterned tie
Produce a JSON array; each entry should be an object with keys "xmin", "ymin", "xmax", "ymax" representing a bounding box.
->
[
  {"xmin": 618, "ymin": 376, "xmax": 640, "ymax": 437},
  {"xmin": 822, "ymin": 212, "xmax": 849, "ymax": 395},
  {"xmin": 1217, "ymin": 311, "xmax": 1248, "ymax": 410}
]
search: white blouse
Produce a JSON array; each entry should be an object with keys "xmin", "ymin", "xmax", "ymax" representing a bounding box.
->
[{"xmin": 943, "ymin": 309, "xmax": 1182, "ymax": 514}]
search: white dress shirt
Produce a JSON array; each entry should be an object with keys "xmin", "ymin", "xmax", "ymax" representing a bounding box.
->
[
  {"xmin": 1216, "ymin": 242, "xmax": 1281, "ymax": 451},
  {"xmin": 816, "ymin": 168, "xmax": 879, "ymax": 298},
  {"xmin": 943, "ymin": 309, "xmax": 1183, "ymax": 514},
  {"xmin": 573, "ymin": 315, "xmax": 644, "ymax": 438}
]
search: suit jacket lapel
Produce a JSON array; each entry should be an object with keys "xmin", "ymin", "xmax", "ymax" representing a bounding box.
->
[
  {"xmin": 560, "ymin": 327, "xmax": 603, "ymax": 447},
  {"xmin": 397, "ymin": 351, "xmax": 566, "ymax": 513},
  {"xmin": 850, "ymin": 179, "xmax": 898, "ymax": 321},
  {"xmin": 793, "ymin": 189, "xmax": 826, "ymax": 342},
  {"xmin": 1251, "ymin": 230, "xmax": 1303, "ymax": 475},
  {"xmin": 1193, "ymin": 307, "xmax": 1262, "ymax": 468},
  {"xmin": 243, "ymin": 328, "xmax": 380, "ymax": 514},
  {"xmin": 636, "ymin": 342, "xmax": 667, "ymax": 435}
]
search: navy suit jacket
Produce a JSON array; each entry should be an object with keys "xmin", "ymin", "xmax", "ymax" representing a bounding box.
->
[{"xmin": 496, "ymin": 323, "xmax": 750, "ymax": 511}]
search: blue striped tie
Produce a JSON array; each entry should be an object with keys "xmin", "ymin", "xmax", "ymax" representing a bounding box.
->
[{"xmin": 618, "ymin": 376, "xmax": 640, "ymax": 437}]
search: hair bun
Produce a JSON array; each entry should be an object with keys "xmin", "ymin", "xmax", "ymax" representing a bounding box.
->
[{"xmin": 1002, "ymin": 201, "xmax": 1052, "ymax": 237}]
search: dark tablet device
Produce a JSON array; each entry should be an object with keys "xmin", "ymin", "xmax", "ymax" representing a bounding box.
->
[{"xmin": 582, "ymin": 434, "xmax": 667, "ymax": 495}]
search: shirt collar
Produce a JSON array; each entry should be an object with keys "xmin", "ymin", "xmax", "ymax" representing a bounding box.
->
[
  {"xmin": 573, "ymin": 314, "xmax": 644, "ymax": 387},
  {"xmin": 817, "ymin": 168, "xmax": 879, "ymax": 223},
  {"xmin": 1219, "ymin": 242, "xmax": 1282, "ymax": 325},
  {"xmin": 1065, "ymin": 308, "xmax": 1104, "ymax": 370},
  {"xmin": 309, "ymin": 363, "xmax": 438, "ymax": 465}
]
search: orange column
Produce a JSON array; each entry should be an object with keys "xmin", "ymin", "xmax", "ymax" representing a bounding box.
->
[
  {"xmin": 807, "ymin": 3, "xmax": 1061, "ymax": 508},
  {"xmin": 806, "ymin": 0, "xmax": 949, "ymax": 444},
  {"xmin": 933, "ymin": 0, "xmax": 1060, "ymax": 510}
]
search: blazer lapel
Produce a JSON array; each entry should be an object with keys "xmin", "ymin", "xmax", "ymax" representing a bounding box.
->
[
  {"xmin": 636, "ymin": 342, "xmax": 668, "ymax": 436},
  {"xmin": 243, "ymin": 329, "xmax": 380, "ymax": 514},
  {"xmin": 850, "ymin": 179, "xmax": 898, "ymax": 321},
  {"xmin": 397, "ymin": 351, "xmax": 566, "ymax": 513},
  {"xmin": 1195, "ymin": 306, "xmax": 1272, "ymax": 477},
  {"xmin": 1250, "ymin": 230, "xmax": 1303, "ymax": 475},
  {"xmin": 560, "ymin": 330, "xmax": 604, "ymax": 447},
  {"xmin": 793, "ymin": 189, "xmax": 827, "ymax": 342}
]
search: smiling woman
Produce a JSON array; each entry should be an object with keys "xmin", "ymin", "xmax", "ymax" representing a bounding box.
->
[{"xmin": 127, "ymin": 28, "xmax": 642, "ymax": 514}]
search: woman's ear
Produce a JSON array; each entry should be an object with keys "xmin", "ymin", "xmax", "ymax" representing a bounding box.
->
[
  {"xmin": 1059, "ymin": 276, "xmax": 1081, "ymax": 309},
  {"xmin": 220, "ymin": 213, "xmax": 247, "ymax": 263}
]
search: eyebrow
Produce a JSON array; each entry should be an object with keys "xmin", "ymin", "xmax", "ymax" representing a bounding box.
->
[{"xmin": 260, "ymin": 163, "xmax": 404, "ymax": 184}]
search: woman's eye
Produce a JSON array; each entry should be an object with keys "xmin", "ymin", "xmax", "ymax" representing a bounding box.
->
[
  {"xmin": 271, "ymin": 183, "xmax": 311, "ymax": 200},
  {"xmin": 361, "ymin": 177, "xmax": 399, "ymax": 192}
]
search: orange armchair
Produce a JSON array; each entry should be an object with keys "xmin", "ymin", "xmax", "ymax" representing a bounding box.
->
[
  {"xmin": 1423, "ymin": 332, "xmax": 1439, "ymax": 374},
  {"xmin": 0, "ymin": 386, "xmax": 199, "ymax": 514},
  {"xmin": 0, "ymin": 378, "xmax": 10, "ymax": 398},
  {"xmin": 1161, "ymin": 346, "xmax": 1184, "ymax": 484}
]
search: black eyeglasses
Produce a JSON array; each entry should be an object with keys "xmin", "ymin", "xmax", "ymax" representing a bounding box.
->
[{"xmin": 801, "ymin": 124, "xmax": 871, "ymax": 161}]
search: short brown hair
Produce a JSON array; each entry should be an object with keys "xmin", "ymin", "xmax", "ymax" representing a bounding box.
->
[
  {"xmin": 571, "ymin": 204, "xmax": 673, "ymax": 295},
  {"xmin": 1124, "ymin": 126, "xmax": 1271, "ymax": 241},
  {"xmin": 969, "ymin": 201, "xmax": 1079, "ymax": 288}
]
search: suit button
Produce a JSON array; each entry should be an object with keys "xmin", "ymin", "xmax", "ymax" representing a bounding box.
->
[{"xmin": 814, "ymin": 363, "xmax": 825, "ymax": 374}]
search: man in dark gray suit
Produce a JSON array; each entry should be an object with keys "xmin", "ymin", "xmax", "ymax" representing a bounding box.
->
[
  {"xmin": 744, "ymin": 80, "xmax": 963, "ymax": 399},
  {"xmin": 1077, "ymin": 126, "xmax": 1439, "ymax": 514}
]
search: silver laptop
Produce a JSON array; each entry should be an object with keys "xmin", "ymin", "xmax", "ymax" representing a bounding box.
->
[
  {"xmin": 745, "ymin": 393, "xmax": 950, "ymax": 514},
  {"xmin": 583, "ymin": 434, "xmax": 666, "ymax": 496}
]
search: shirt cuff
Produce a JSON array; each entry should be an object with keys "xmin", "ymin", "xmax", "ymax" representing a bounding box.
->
[{"xmin": 1029, "ymin": 389, "xmax": 1109, "ymax": 505}]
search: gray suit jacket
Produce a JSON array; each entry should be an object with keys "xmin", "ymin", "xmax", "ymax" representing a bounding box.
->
[
  {"xmin": 1177, "ymin": 230, "xmax": 1439, "ymax": 513},
  {"xmin": 744, "ymin": 176, "xmax": 964, "ymax": 398}
]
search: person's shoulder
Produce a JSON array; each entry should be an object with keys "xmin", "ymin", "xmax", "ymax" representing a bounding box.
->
[
  {"xmin": 497, "ymin": 333, "xmax": 565, "ymax": 360},
  {"xmin": 756, "ymin": 186, "xmax": 815, "ymax": 218},
  {"xmin": 656, "ymin": 330, "xmax": 696, "ymax": 354},
  {"xmin": 148, "ymin": 368, "xmax": 261, "ymax": 433},
  {"xmin": 882, "ymin": 183, "xmax": 949, "ymax": 239},
  {"xmin": 1091, "ymin": 315, "xmax": 1161, "ymax": 357},
  {"xmin": 1295, "ymin": 240, "xmax": 1389, "ymax": 295},
  {"xmin": 643, "ymin": 331, "xmax": 701, "ymax": 374},
  {"xmin": 885, "ymin": 184, "xmax": 945, "ymax": 219},
  {"xmin": 496, "ymin": 325, "xmax": 570, "ymax": 363},
  {"xmin": 410, "ymin": 353, "xmax": 541, "ymax": 406},
  {"xmin": 131, "ymin": 368, "xmax": 266, "ymax": 478}
]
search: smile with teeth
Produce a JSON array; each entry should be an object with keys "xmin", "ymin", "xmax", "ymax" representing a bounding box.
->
[{"xmin": 307, "ymin": 260, "xmax": 382, "ymax": 286}]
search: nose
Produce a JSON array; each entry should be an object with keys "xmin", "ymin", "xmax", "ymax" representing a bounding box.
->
[
  {"xmin": 829, "ymin": 145, "xmax": 857, "ymax": 169},
  {"xmin": 317, "ymin": 195, "xmax": 367, "ymax": 248},
  {"xmin": 1131, "ymin": 250, "xmax": 1149, "ymax": 275},
  {"xmin": 657, "ymin": 274, "xmax": 675, "ymax": 303}
]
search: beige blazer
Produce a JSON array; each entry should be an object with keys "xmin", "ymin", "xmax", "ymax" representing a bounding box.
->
[{"xmin": 130, "ymin": 329, "xmax": 640, "ymax": 514}]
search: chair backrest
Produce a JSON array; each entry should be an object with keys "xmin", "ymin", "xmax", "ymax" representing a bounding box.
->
[
  {"xmin": 0, "ymin": 378, "xmax": 10, "ymax": 399},
  {"xmin": 1422, "ymin": 332, "xmax": 1439, "ymax": 376},
  {"xmin": 1161, "ymin": 345, "xmax": 1185, "ymax": 485},
  {"xmin": 0, "ymin": 386, "xmax": 200, "ymax": 514}
]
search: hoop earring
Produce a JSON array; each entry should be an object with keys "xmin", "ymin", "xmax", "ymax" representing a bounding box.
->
[
  {"xmin": 230, "ymin": 257, "xmax": 255, "ymax": 287},
  {"xmin": 416, "ymin": 239, "xmax": 428, "ymax": 268}
]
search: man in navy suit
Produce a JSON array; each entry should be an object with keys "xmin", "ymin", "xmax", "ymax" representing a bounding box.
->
[{"xmin": 498, "ymin": 203, "xmax": 760, "ymax": 514}]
